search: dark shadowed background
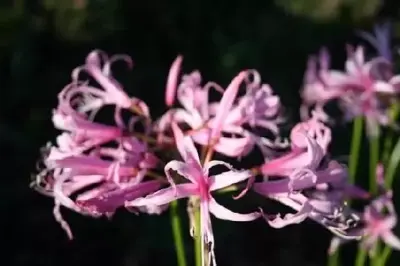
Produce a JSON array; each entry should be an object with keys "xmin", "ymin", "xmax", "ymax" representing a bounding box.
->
[{"xmin": 1, "ymin": 0, "xmax": 400, "ymax": 265}]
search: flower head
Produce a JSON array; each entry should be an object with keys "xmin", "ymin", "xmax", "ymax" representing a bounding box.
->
[
  {"xmin": 158, "ymin": 60, "xmax": 283, "ymax": 158},
  {"xmin": 329, "ymin": 164, "xmax": 400, "ymax": 256},
  {"xmin": 33, "ymin": 135, "xmax": 160, "ymax": 239},
  {"xmin": 127, "ymin": 123, "xmax": 259, "ymax": 265}
]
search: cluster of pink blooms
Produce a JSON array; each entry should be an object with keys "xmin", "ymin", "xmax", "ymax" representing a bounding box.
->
[
  {"xmin": 301, "ymin": 22, "xmax": 400, "ymax": 136},
  {"xmin": 32, "ymin": 24, "xmax": 400, "ymax": 265}
]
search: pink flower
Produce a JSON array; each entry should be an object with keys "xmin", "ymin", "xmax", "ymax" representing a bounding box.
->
[
  {"xmin": 126, "ymin": 123, "xmax": 260, "ymax": 265},
  {"xmin": 358, "ymin": 22, "xmax": 392, "ymax": 61},
  {"xmin": 301, "ymin": 45, "xmax": 400, "ymax": 136},
  {"xmin": 65, "ymin": 50, "xmax": 149, "ymax": 116},
  {"xmin": 32, "ymin": 136, "xmax": 159, "ymax": 239},
  {"xmin": 256, "ymin": 160, "xmax": 366, "ymax": 238},
  {"xmin": 157, "ymin": 60, "xmax": 282, "ymax": 157},
  {"xmin": 260, "ymin": 117, "xmax": 330, "ymax": 190},
  {"xmin": 329, "ymin": 164, "xmax": 400, "ymax": 256},
  {"xmin": 157, "ymin": 68, "xmax": 254, "ymax": 157},
  {"xmin": 300, "ymin": 48, "xmax": 344, "ymax": 121},
  {"xmin": 51, "ymin": 100, "xmax": 124, "ymax": 155}
]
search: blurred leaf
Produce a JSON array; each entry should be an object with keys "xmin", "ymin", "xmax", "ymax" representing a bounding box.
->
[
  {"xmin": 274, "ymin": 0, "xmax": 380, "ymax": 22},
  {"xmin": 385, "ymin": 136, "xmax": 400, "ymax": 188}
]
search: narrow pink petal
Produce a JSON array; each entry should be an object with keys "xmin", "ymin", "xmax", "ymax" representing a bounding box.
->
[
  {"xmin": 209, "ymin": 170, "xmax": 252, "ymax": 191},
  {"xmin": 191, "ymin": 128, "xmax": 254, "ymax": 157},
  {"xmin": 203, "ymin": 160, "xmax": 233, "ymax": 176},
  {"xmin": 381, "ymin": 231, "xmax": 400, "ymax": 250},
  {"xmin": 164, "ymin": 160, "xmax": 198, "ymax": 184},
  {"xmin": 76, "ymin": 180, "xmax": 161, "ymax": 216},
  {"xmin": 165, "ymin": 55, "xmax": 183, "ymax": 107},
  {"xmin": 264, "ymin": 202, "xmax": 312, "ymax": 228},
  {"xmin": 126, "ymin": 183, "xmax": 196, "ymax": 207},
  {"xmin": 210, "ymin": 71, "xmax": 247, "ymax": 141},
  {"xmin": 208, "ymin": 197, "xmax": 260, "ymax": 221},
  {"xmin": 171, "ymin": 122, "xmax": 201, "ymax": 165}
]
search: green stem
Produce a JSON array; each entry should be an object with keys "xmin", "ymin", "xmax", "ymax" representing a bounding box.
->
[
  {"xmin": 194, "ymin": 199, "xmax": 202, "ymax": 266},
  {"xmin": 369, "ymin": 135, "xmax": 380, "ymax": 195},
  {"xmin": 170, "ymin": 200, "xmax": 187, "ymax": 266},
  {"xmin": 371, "ymin": 241, "xmax": 381, "ymax": 266},
  {"xmin": 384, "ymin": 137, "xmax": 400, "ymax": 188},
  {"xmin": 355, "ymin": 248, "xmax": 367, "ymax": 266},
  {"xmin": 328, "ymin": 117, "xmax": 363, "ymax": 266},
  {"xmin": 382, "ymin": 132, "xmax": 394, "ymax": 166},
  {"xmin": 349, "ymin": 117, "xmax": 364, "ymax": 185},
  {"xmin": 328, "ymin": 250, "xmax": 340, "ymax": 266},
  {"xmin": 379, "ymin": 246, "xmax": 392, "ymax": 266}
]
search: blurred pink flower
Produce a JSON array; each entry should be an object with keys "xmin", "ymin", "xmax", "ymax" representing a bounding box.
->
[
  {"xmin": 301, "ymin": 45, "xmax": 400, "ymax": 136},
  {"xmin": 256, "ymin": 160, "xmax": 366, "ymax": 239},
  {"xmin": 329, "ymin": 164, "xmax": 400, "ymax": 256}
]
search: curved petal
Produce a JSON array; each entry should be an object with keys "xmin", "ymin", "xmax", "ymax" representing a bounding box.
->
[
  {"xmin": 263, "ymin": 201, "xmax": 312, "ymax": 228},
  {"xmin": 208, "ymin": 197, "xmax": 260, "ymax": 221},
  {"xmin": 165, "ymin": 55, "xmax": 183, "ymax": 107},
  {"xmin": 211, "ymin": 72, "xmax": 246, "ymax": 141},
  {"xmin": 126, "ymin": 183, "xmax": 196, "ymax": 207},
  {"xmin": 164, "ymin": 160, "xmax": 198, "ymax": 187},
  {"xmin": 209, "ymin": 170, "xmax": 252, "ymax": 191},
  {"xmin": 381, "ymin": 231, "xmax": 400, "ymax": 250},
  {"xmin": 171, "ymin": 122, "xmax": 201, "ymax": 165}
]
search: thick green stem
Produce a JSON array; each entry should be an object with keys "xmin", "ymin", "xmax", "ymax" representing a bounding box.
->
[
  {"xmin": 369, "ymin": 135, "xmax": 380, "ymax": 195},
  {"xmin": 170, "ymin": 200, "xmax": 187, "ymax": 266},
  {"xmin": 355, "ymin": 248, "xmax": 367, "ymax": 266},
  {"xmin": 371, "ymin": 241, "xmax": 381, "ymax": 266},
  {"xmin": 382, "ymin": 132, "xmax": 394, "ymax": 166},
  {"xmin": 327, "ymin": 250, "xmax": 340, "ymax": 266},
  {"xmin": 328, "ymin": 117, "xmax": 363, "ymax": 266},
  {"xmin": 378, "ymin": 246, "xmax": 392, "ymax": 266},
  {"xmin": 349, "ymin": 117, "xmax": 364, "ymax": 185}
]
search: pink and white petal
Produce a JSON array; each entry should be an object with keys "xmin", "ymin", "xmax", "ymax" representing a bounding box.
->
[
  {"xmin": 76, "ymin": 180, "xmax": 161, "ymax": 216},
  {"xmin": 203, "ymin": 160, "xmax": 233, "ymax": 176},
  {"xmin": 373, "ymin": 81, "xmax": 395, "ymax": 94},
  {"xmin": 171, "ymin": 122, "xmax": 201, "ymax": 165},
  {"xmin": 165, "ymin": 55, "xmax": 183, "ymax": 107},
  {"xmin": 264, "ymin": 201, "xmax": 312, "ymax": 228},
  {"xmin": 209, "ymin": 170, "xmax": 252, "ymax": 191},
  {"xmin": 210, "ymin": 71, "xmax": 246, "ymax": 141},
  {"xmin": 192, "ymin": 130, "xmax": 254, "ymax": 157},
  {"xmin": 381, "ymin": 231, "xmax": 400, "ymax": 250},
  {"xmin": 164, "ymin": 160, "xmax": 198, "ymax": 186},
  {"xmin": 126, "ymin": 183, "xmax": 196, "ymax": 207},
  {"xmin": 209, "ymin": 197, "xmax": 260, "ymax": 221}
]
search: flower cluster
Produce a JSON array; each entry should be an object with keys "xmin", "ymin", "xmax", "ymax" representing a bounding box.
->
[
  {"xmin": 32, "ymin": 23, "xmax": 400, "ymax": 266},
  {"xmin": 301, "ymin": 22, "xmax": 400, "ymax": 136}
]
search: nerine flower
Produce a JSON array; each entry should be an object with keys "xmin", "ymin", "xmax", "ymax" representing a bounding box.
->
[
  {"xmin": 126, "ymin": 123, "xmax": 260, "ymax": 266},
  {"xmin": 260, "ymin": 116, "xmax": 331, "ymax": 189},
  {"xmin": 301, "ymin": 44, "xmax": 400, "ymax": 136},
  {"xmin": 329, "ymin": 164, "xmax": 400, "ymax": 256},
  {"xmin": 253, "ymin": 118, "xmax": 366, "ymax": 238},
  {"xmin": 33, "ymin": 136, "xmax": 160, "ymax": 239},
  {"xmin": 158, "ymin": 56, "xmax": 283, "ymax": 157},
  {"xmin": 66, "ymin": 50, "xmax": 149, "ymax": 116},
  {"xmin": 300, "ymin": 48, "xmax": 343, "ymax": 121}
]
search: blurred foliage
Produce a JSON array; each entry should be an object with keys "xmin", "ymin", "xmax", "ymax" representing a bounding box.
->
[
  {"xmin": 275, "ymin": 0, "xmax": 382, "ymax": 21},
  {"xmin": 1, "ymin": 0, "xmax": 400, "ymax": 266}
]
